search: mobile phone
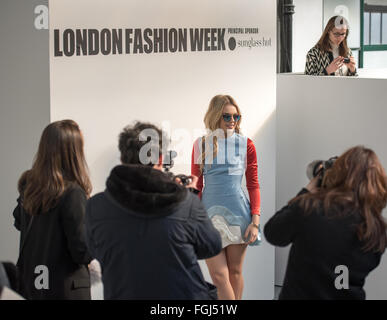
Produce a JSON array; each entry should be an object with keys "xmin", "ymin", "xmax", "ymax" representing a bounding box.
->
[{"xmin": 343, "ymin": 58, "xmax": 350, "ymax": 63}]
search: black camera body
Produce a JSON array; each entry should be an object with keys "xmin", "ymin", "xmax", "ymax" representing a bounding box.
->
[
  {"xmin": 163, "ymin": 150, "xmax": 192, "ymax": 187},
  {"xmin": 306, "ymin": 156, "xmax": 338, "ymax": 187},
  {"xmin": 343, "ymin": 57, "xmax": 350, "ymax": 64}
]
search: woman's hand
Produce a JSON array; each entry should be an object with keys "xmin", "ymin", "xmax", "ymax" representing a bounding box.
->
[
  {"xmin": 88, "ymin": 259, "xmax": 102, "ymax": 286},
  {"xmin": 175, "ymin": 174, "xmax": 198, "ymax": 189},
  {"xmin": 347, "ymin": 56, "xmax": 356, "ymax": 73},
  {"xmin": 326, "ymin": 56, "xmax": 344, "ymax": 74},
  {"xmin": 306, "ymin": 175, "xmax": 320, "ymax": 193},
  {"xmin": 185, "ymin": 175, "xmax": 198, "ymax": 189},
  {"xmin": 244, "ymin": 215, "xmax": 260, "ymax": 244}
]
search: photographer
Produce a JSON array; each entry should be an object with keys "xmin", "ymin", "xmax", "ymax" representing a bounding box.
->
[
  {"xmin": 264, "ymin": 146, "xmax": 387, "ymax": 300},
  {"xmin": 85, "ymin": 121, "xmax": 222, "ymax": 300},
  {"xmin": 305, "ymin": 16, "xmax": 357, "ymax": 76}
]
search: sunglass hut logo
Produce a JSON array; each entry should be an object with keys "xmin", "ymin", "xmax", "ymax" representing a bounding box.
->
[{"xmin": 53, "ymin": 27, "xmax": 272, "ymax": 57}]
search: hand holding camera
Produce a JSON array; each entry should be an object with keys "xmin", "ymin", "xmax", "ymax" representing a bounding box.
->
[
  {"xmin": 326, "ymin": 56, "xmax": 356, "ymax": 74},
  {"xmin": 306, "ymin": 157, "xmax": 338, "ymax": 191},
  {"xmin": 346, "ymin": 56, "xmax": 356, "ymax": 73},
  {"xmin": 174, "ymin": 174, "xmax": 198, "ymax": 189},
  {"xmin": 326, "ymin": 56, "xmax": 344, "ymax": 74},
  {"xmin": 306, "ymin": 175, "xmax": 321, "ymax": 192},
  {"xmin": 163, "ymin": 150, "xmax": 199, "ymax": 191}
]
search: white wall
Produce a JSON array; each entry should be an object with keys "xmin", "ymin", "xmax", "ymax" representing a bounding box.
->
[
  {"xmin": 364, "ymin": 51, "xmax": 387, "ymax": 69},
  {"xmin": 49, "ymin": 0, "xmax": 277, "ymax": 300},
  {"xmin": 276, "ymin": 73, "xmax": 387, "ymax": 299},
  {"xmin": 293, "ymin": 0, "xmax": 324, "ymax": 72},
  {"xmin": 358, "ymin": 67, "xmax": 387, "ymax": 77},
  {"xmin": 0, "ymin": 0, "xmax": 50, "ymax": 263}
]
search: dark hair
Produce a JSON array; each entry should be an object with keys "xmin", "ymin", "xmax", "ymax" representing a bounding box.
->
[
  {"xmin": 18, "ymin": 120, "xmax": 92, "ymax": 216},
  {"xmin": 291, "ymin": 146, "xmax": 387, "ymax": 253},
  {"xmin": 119, "ymin": 121, "xmax": 167, "ymax": 165},
  {"xmin": 316, "ymin": 15, "xmax": 350, "ymax": 57}
]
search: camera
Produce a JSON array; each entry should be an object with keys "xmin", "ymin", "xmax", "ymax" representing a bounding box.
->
[
  {"xmin": 306, "ymin": 156, "xmax": 338, "ymax": 187},
  {"xmin": 343, "ymin": 57, "xmax": 350, "ymax": 64},
  {"xmin": 163, "ymin": 150, "xmax": 193, "ymax": 187}
]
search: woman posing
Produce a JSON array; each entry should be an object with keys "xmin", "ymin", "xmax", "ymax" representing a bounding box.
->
[{"xmin": 191, "ymin": 95, "xmax": 261, "ymax": 300}]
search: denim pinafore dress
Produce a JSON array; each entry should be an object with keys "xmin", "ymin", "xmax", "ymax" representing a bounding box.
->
[{"xmin": 201, "ymin": 132, "xmax": 261, "ymax": 248}]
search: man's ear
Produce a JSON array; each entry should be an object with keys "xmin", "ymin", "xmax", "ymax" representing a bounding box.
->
[{"xmin": 153, "ymin": 154, "xmax": 163, "ymax": 171}]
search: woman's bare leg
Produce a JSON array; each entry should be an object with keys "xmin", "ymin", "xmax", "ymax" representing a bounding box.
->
[
  {"xmin": 225, "ymin": 244, "xmax": 248, "ymax": 300},
  {"xmin": 206, "ymin": 249, "xmax": 235, "ymax": 300}
]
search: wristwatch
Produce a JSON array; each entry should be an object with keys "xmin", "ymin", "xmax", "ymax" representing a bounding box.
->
[{"xmin": 251, "ymin": 222, "xmax": 259, "ymax": 229}]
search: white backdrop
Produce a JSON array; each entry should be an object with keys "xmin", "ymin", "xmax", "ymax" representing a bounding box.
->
[{"xmin": 49, "ymin": 0, "xmax": 276, "ymax": 299}]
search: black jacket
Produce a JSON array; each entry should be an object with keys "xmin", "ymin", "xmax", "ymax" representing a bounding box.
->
[
  {"xmin": 85, "ymin": 164, "xmax": 222, "ymax": 300},
  {"xmin": 13, "ymin": 185, "xmax": 92, "ymax": 300},
  {"xmin": 264, "ymin": 189, "xmax": 383, "ymax": 300}
]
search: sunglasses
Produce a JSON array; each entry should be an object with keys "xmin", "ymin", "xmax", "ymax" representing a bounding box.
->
[{"xmin": 222, "ymin": 113, "xmax": 241, "ymax": 122}]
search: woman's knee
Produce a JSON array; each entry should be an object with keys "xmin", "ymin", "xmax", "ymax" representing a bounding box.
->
[
  {"xmin": 228, "ymin": 265, "xmax": 243, "ymax": 278},
  {"xmin": 209, "ymin": 269, "xmax": 230, "ymax": 286}
]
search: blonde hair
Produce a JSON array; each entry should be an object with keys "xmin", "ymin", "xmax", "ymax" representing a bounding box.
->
[{"xmin": 198, "ymin": 95, "xmax": 242, "ymax": 173}]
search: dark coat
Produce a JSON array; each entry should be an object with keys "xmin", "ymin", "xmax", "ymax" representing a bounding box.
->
[
  {"xmin": 264, "ymin": 189, "xmax": 383, "ymax": 300},
  {"xmin": 13, "ymin": 185, "xmax": 92, "ymax": 300},
  {"xmin": 85, "ymin": 164, "xmax": 222, "ymax": 300}
]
